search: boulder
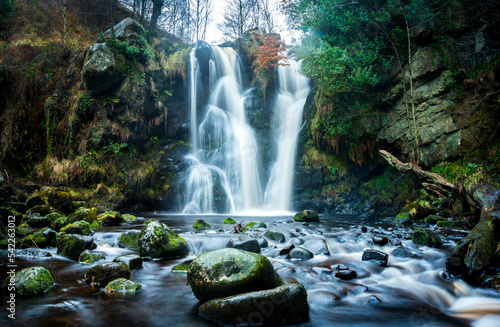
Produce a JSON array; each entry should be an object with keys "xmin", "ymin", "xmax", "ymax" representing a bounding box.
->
[
  {"xmin": 118, "ymin": 231, "xmax": 141, "ymax": 250},
  {"xmin": 67, "ymin": 207, "xmax": 98, "ymax": 225},
  {"xmin": 113, "ymin": 254, "xmax": 142, "ymax": 270},
  {"xmin": 17, "ymin": 248, "xmax": 52, "ymax": 258},
  {"xmin": 392, "ymin": 246, "xmax": 418, "ymax": 258},
  {"xmin": 172, "ymin": 259, "xmax": 194, "ymax": 272},
  {"xmin": 26, "ymin": 214, "xmax": 51, "ymax": 228},
  {"xmin": 193, "ymin": 219, "xmax": 212, "ymax": 229},
  {"xmin": 287, "ymin": 247, "xmax": 314, "ymax": 260},
  {"xmin": 412, "ymin": 229, "xmax": 442, "ymax": 248},
  {"xmin": 49, "ymin": 191, "xmax": 74, "ymax": 215},
  {"xmin": 122, "ymin": 214, "xmax": 137, "ymax": 222},
  {"xmin": 246, "ymin": 221, "xmax": 267, "ymax": 229},
  {"xmin": 199, "ymin": 284, "xmax": 309, "ymax": 327},
  {"xmin": 362, "ymin": 249, "xmax": 389, "ymax": 266},
  {"xmin": 29, "ymin": 204, "xmax": 52, "ymax": 216},
  {"xmin": 279, "ymin": 244, "xmax": 295, "ymax": 256},
  {"xmin": 21, "ymin": 227, "xmax": 56, "ymax": 248},
  {"xmin": 294, "ymin": 210, "xmax": 319, "ymax": 222},
  {"xmin": 187, "ymin": 248, "xmax": 284, "ymax": 303},
  {"xmin": 61, "ymin": 220, "xmax": 92, "ymax": 235},
  {"xmin": 265, "ymin": 231, "xmax": 286, "ymax": 243},
  {"xmin": 4, "ymin": 266, "xmax": 54, "ymax": 295},
  {"xmin": 372, "ymin": 236, "xmax": 390, "ymax": 246},
  {"xmin": 82, "ymin": 43, "xmax": 125, "ymax": 95},
  {"xmin": 223, "ymin": 217, "xmax": 237, "ymax": 224},
  {"xmin": 26, "ymin": 194, "xmax": 46, "ymax": 208},
  {"xmin": 335, "ymin": 270, "xmax": 357, "ymax": 280},
  {"xmin": 104, "ymin": 278, "xmax": 142, "ymax": 293},
  {"xmin": 78, "ymin": 250, "xmax": 106, "ymax": 264},
  {"xmin": 102, "ymin": 18, "xmax": 145, "ymax": 42},
  {"xmin": 227, "ymin": 238, "xmax": 261, "ymax": 253},
  {"xmin": 57, "ymin": 234, "xmax": 94, "ymax": 260},
  {"xmin": 85, "ymin": 262, "xmax": 131, "ymax": 287},
  {"xmin": 302, "ymin": 239, "xmax": 330, "ymax": 255},
  {"xmin": 97, "ymin": 211, "xmax": 125, "ymax": 226},
  {"xmin": 138, "ymin": 220, "xmax": 189, "ymax": 258}
]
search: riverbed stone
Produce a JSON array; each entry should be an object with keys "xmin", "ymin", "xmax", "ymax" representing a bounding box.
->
[
  {"xmin": 412, "ymin": 229, "xmax": 442, "ymax": 248},
  {"xmin": 17, "ymin": 248, "xmax": 52, "ymax": 258},
  {"xmin": 26, "ymin": 194, "xmax": 47, "ymax": 208},
  {"xmin": 57, "ymin": 234, "xmax": 95, "ymax": 260},
  {"xmin": 118, "ymin": 231, "xmax": 140, "ymax": 250},
  {"xmin": 21, "ymin": 227, "xmax": 56, "ymax": 248},
  {"xmin": 223, "ymin": 217, "xmax": 236, "ymax": 224},
  {"xmin": 287, "ymin": 247, "xmax": 314, "ymax": 260},
  {"xmin": 138, "ymin": 219, "xmax": 189, "ymax": 258},
  {"xmin": 294, "ymin": 210, "xmax": 320, "ymax": 222},
  {"xmin": 303, "ymin": 239, "xmax": 330, "ymax": 255},
  {"xmin": 227, "ymin": 238, "xmax": 261, "ymax": 253},
  {"xmin": 79, "ymin": 250, "xmax": 106, "ymax": 264},
  {"xmin": 187, "ymin": 248, "xmax": 284, "ymax": 303},
  {"xmin": 246, "ymin": 221, "xmax": 267, "ymax": 229},
  {"xmin": 61, "ymin": 220, "xmax": 92, "ymax": 235},
  {"xmin": 122, "ymin": 214, "xmax": 137, "ymax": 222},
  {"xmin": 67, "ymin": 207, "xmax": 98, "ymax": 225},
  {"xmin": 392, "ymin": 246, "xmax": 418, "ymax": 258},
  {"xmin": 198, "ymin": 283, "xmax": 309, "ymax": 326},
  {"xmin": 113, "ymin": 254, "xmax": 143, "ymax": 270},
  {"xmin": 4, "ymin": 266, "xmax": 54, "ymax": 295},
  {"xmin": 26, "ymin": 214, "xmax": 51, "ymax": 228},
  {"xmin": 265, "ymin": 231, "xmax": 286, "ymax": 243},
  {"xmin": 335, "ymin": 270, "xmax": 357, "ymax": 280},
  {"xmin": 279, "ymin": 244, "xmax": 295, "ymax": 256},
  {"xmin": 193, "ymin": 219, "xmax": 212, "ymax": 229},
  {"xmin": 85, "ymin": 262, "xmax": 131, "ymax": 287},
  {"xmin": 98, "ymin": 211, "xmax": 125, "ymax": 226},
  {"xmin": 104, "ymin": 278, "xmax": 142, "ymax": 293},
  {"xmin": 372, "ymin": 236, "xmax": 390, "ymax": 246},
  {"xmin": 362, "ymin": 249, "xmax": 389, "ymax": 266}
]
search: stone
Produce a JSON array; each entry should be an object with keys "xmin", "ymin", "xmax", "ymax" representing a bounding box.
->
[
  {"xmin": 113, "ymin": 254, "xmax": 143, "ymax": 270},
  {"xmin": 193, "ymin": 219, "xmax": 212, "ymax": 229},
  {"xmin": 122, "ymin": 214, "xmax": 137, "ymax": 222},
  {"xmin": 392, "ymin": 246, "xmax": 418, "ymax": 258},
  {"xmin": 17, "ymin": 248, "xmax": 52, "ymax": 258},
  {"xmin": 85, "ymin": 262, "xmax": 131, "ymax": 287},
  {"xmin": 302, "ymin": 239, "xmax": 330, "ymax": 255},
  {"xmin": 104, "ymin": 278, "xmax": 142, "ymax": 293},
  {"xmin": 57, "ymin": 234, "xmax": 94, "ymax": 260},
  {"xmin": 49, "ymin": 191, "xmax": 74, "ymax": 215},
  {"xmin": 187, "ymin": 248, "xmax": 284, "ymax": 303},
  {"xmin": 294, "ymin": 210, "xmax": 320, "ymax": 222},
  {"xmin": 22, "ymin": 227, "xmax": 56, "ymax": 248},
  {"xmin": 199, "ymin": 284, "xmax": 309, "ymax": 327},
  {"xmin": 97, "ymin": 211, "xmax": 125, "ymax": 226},
  {"xmin": 246, "ymin": 221, "xmax": 267, "ymax": 229},
  {"xmin": 372, "ymin": 236, "xmax": 390, "ymax": 246},
  {"xmin": 223, "ymin": 217, "xmax": 236, "ymax": 224},
  {"xmin": 118, "ymin": 231, "xmax": 140, "ymax": 250},
  {"xmin": 26, "ymin": 214, "xmax": 51, "ymax": 228},
  {"xmin": 61, "ymin": 220, "xmax": 92, "ymax": 235},
  {"xmin": 26, "ymin": 195, "xmax": 46, "ymax": 208},
  {"xmin": 172, "ymin": 259, "xmax": 194, "ymax": 272},
  {"xmin": 412, "ymin": 229, "xmax": 442, "ymax": 248},
  {"xmin": 258, "ymin": 238, "xmax": 268, "ymax": 248},
  {"xmin": 102, "ymin": 18, "xmax": 145, "ymax": 41},
  {"xmin": 425, "ymin": 215, "xmax": 445, "ymax": 225},
  {"xmin": 287, "ymin": 247, "xmax": 314, "ymax": 260},
  {"xmin": 335, "ymin": 270, "xmax": 357, "ymax": 280},
  {"xmin": 138, "ymin": 219, "xmax": 189, "ymax": 258},
  {"xmin": 67, "ymin": 207, "xmax": 98, "ymax": 225},
  {"xmin": 362, "ymin": 249, "xmax": 389, "ymax": 266},
  {"xmin": 4, "ymin": 266, "xmax": 54, "ymax": 295},
  {"xmin": 82, "ymin": 43, "xmax": 125, "ymax": 95},
  {"xmin": 78, "ymin": 250, "xmax": 106, "ymax": 264},
  {"xmin": 279, "ymin": 244, "xmax": 295, "ymax": 256},
  {"xmin": 227, "ymin": 238, "xmax": 261, "ymax": 253},
  {"xmin": 265, "ymin": 231, "xmax": 286, "ymax": 243},
  {"xmin": 29, "ymin": 204, "xmax": 52, "ymax": 216}
]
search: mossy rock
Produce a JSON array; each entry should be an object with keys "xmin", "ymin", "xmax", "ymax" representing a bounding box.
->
[
  {"xmin": 15, "ymin": 226, "xmax": 36, "ymax": 238},
  {"xmin": 85, "ymin": 262, "xmax": 131, "ymax": 287},
  {"xmin": 46, "ymin": 212, "xmax": 65, "ymax": 224},
  {"xmin": 104, "ymin": 278, "xmax": 141, "ymax": 293},
  {"xmin": 264, "ymin": 231, "xmax": 286, "ymax": 243},
  {"xmin": 245, "ymin": 221, "xmax": 267, "ymax": 229},
  {"xmin": 98, "ymin": 211, "xmax": 125, "ymax": 226},
  {"xmin": 61, "ymin": 220, "xmax": 92, "ymax": 235},
  {"xmin": 394, "ymin": 211, "xmax": 413, "ymax": 227},
  {"xmin": 193, "ymin": 219, "xmax": 212, "ymax": 229},
  {"xmin": 223, "ymin": 217, "xmax": 236, "ymax": 224},
  {"xmin": 436, "ymin": 220, "xmax": 453, "ymax": 227},
  {"xmin": 287, "ymin": 247, "xmax": 314, "ymax": 260},
  {"xmin": 4, "ymin": 266, "xmax": 54, "ymax": 295},
  {"xmin": 425, "ymin": 215, "xmax": 445, "ymax": 225},
  {"xmin": 57, "ymin": 234, "xmax": 94, "ymax": 260},
  {"xmin": 172, "ymin": 259, "xmax": 194, "ymax": 272},
  {"xmin": 26, "ymin": 214, "xmax": 51, "ymax": 228},
  {"xmin": 187, "ymin": 248, "xmax": 284, "ymax": 303},
  {"xmin": 78, "ymin": 250, "xmax": 106, "ymax": 264},
  {"xmin": 67, "ymin": 207, "xmax": 98, "ymax": 225},
  {"xmin": 21, "ymin": 227, "xmax": 56, "ymax": 248},
  {"xmin": 118, "ymin": 231, "xmax": 141, "ymax": 250},
  {"xmin": 53, "ymin": 216, "xmax": 69, "ymax": 232},
  {"xmin": 49, "ymin": 191, "xmax": 74, "ymax": 215},
  {"xmin": 29, "ymin": 205, "xmax": 53, "ymax": 216},
  {"xmin": 199, "ymin": 283, "xmax": 309, "ymax": 326},
  {"xmin": 113, "ymin": 254, "xmax": 142, "ymax": 270},
  {"xmin": 412, "ymin": 229, "xmax": 443, "ymax": 248},
  {"xmin": 138, "ymin": 219, "xmax": 189, "ymax": 258},
  {"xmin": 123, "ymin": 214, "xmax": 137, "ymax": 222},
  {"xmin": 26, "ymin": 195, "xmax": 47, "ymax": 208},
  {"xmin": 294, "ymin": 210, "xmax": 319, "ymax": 222}
]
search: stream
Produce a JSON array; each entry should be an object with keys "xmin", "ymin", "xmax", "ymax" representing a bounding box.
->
[{"xmin": 2, "ymin": 214, "xmax": 500, "ymax": 326}]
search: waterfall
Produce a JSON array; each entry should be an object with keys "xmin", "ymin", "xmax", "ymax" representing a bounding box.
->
[{"xmin": 183, "ymin": 44, "xmax": 309, "ymax": 214}]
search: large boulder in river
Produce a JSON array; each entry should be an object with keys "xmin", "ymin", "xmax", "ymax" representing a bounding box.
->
[
  {"xmin": 67, "ymin": 207, "xmax": 98, "ymax": 225},
  {"xmin": 85, "ymin": 262, "xmax": 131, "ymax": 287},
  {"xmin": 138, "ymin": 219, "xmax": 189, "ymax": 258},
  {"xmin": 294, "ymin": 210, "xmax": 319, "ymax": 222},
  {"xmin": 4, "ymin": 266, "xmax": 54, "ymax": 295},
  {"xmin": 82, "ymin": 43, "xmax": 125, "ymax": 95},
  {"xmin": 57, "ymin": 234, "xmax": 94, "ymax": 260},
  {"xmin": 187, "ymin": 248, "xmax": 284, "ymax": 303},
  {"xmin": 412, "ymin": 229, "xmax": 442, "ymax": 248},
  {"xmin": 114, "ymin": 254, "xmax": 142, "ymax": 270},
  {"xmin": 362, "ymin": 249, "xmax": 389, "ymax": 266},
  {"xmin": 97, "ymin": 211, "xmax": 125, "ymax": 226},
  {"xmin": 61, "ymin": 220, "xmax": 92, "ymax": 235},
  {"xmin": 199, "ymin": 284, "xmax": 309, "ymax": 326}
]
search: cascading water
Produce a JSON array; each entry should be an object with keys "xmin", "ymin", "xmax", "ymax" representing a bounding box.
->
[{"xmin": 183, "ymin": 44, "xmax": 309, "ymax": 214}]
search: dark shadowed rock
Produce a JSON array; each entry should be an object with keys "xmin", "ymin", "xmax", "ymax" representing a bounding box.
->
[
  {"xmin": 279, "ymin": 244, "xmax": 295, "ymax": 256},
  {"xmin": 227, "ymin": 238, "xmax": 261, "ymax": 253},
  {"xmin": 412, "ymin": 229, "xmax": 442, "ymax": 248},
  {"xmin": 85, "ymin": 262, "xmax": 131, "ymax": 287},
  {"xmin": 114, "ymin": 254, "xmax": 143, "ymax": 270},
  {"xmin": 335, "ymin": 270, "xmax": 357, "ymax": 280},
  {"xmin": 57, "ymin": 234, "xmax": 94, "ymax": 260},
  {"xmin": 362, "ymin": 249, "xmax": 389, "ymax": 266}
]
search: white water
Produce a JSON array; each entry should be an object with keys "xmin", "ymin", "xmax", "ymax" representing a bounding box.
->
[{"xmin": 183, "ymin": 45, "xmax": 309, "ymax": 214}]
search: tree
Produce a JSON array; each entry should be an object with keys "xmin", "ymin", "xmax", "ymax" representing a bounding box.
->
[
  {"xmin": 0, "ymin": 0, "xmax": 14, "ymax": 24},
  {"xmin": 218, "ymin": 0, "xmax": 255, "ymax": 40},
  {"xmin": 149, "ymin": 0, "xmax": 164, "ymax": 36},
  {"xmin": 260, "ymin": 0, "xmax": 277, "ymax": 33},
  {"xmin": 192, "ymin": 0, "xmax": 212, "ymax": 42}
]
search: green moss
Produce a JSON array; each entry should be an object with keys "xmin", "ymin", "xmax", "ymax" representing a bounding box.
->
[
  {"xmin": 264, "ymin": 231, "xmax": 286, "ymax": 243},
  {"xmin": 193, "ymin": 219, "xmax": 212, "ymax": 229},
  {"xmin": 97, "ymin": 211, "xmax": 125, "ymax": 226},
  {"xmin": 105, "ymin": 278, "xmax": 141, "ymax": 293},
  {"xmin": 61, "ymin": 220, "xmax": 92, "ymax": 235},
  {"xmin": 118, "ymin": 231, "xmax": 140, "ymax": 250},
  {"xmin": 425, "ymin": 215, "xmax": 444, "ymax": 225},
  {"xmin": 123, "ymin": 214, "xmax": 137, "ymax": 222},
  {"xmin": 245, "ymin": 222, "xmax": 267, "ymax": 229},
  {"xmin": 138, "ymin": 220, "xmax": 189, "ymax": 258},
  {"xmin": 85, "ymin": 262, "xmax": 131, "ymax": 287},
  {"xmin": 78, "ymin": 249, "xmax": 106, "ymax": 264},
  {"xmin": 436, "ymin": 220, "xmax": 453, "ymax": 227},
  {"xmin": 4, "ymin": 266, "xmax": 54, "ymax": 295},
  {"xmin": 53, "ymin": 216, "xmax": 68, "ymax": 231},
  {"xmin": 412, "ymin": 229, "xmax": 443, "ymax": 248},
  {"xmin": 172, "ymin": 259, "xmax": 194, "ymax": 272},
  {"xmin": 223, "ymin": 218, "xmax": 236, "ymax": 224},
  {"xmin": 67, "ymin": 207, "xmax": 97, "ymax": 225}
]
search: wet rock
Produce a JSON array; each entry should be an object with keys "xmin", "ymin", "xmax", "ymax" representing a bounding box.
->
[
  {"xmin": 246, "ymin": 221, "xmax": 267, "ymax": 229},
  {"xmin": 26, "ymin": 214, "xmax": 51, "ymax": 228},
  {"xmin": 193, "ymin": 219, "xmax": 212, "ymax": 229},
  {"xmin": 258, "ymin": 238, "xmax": 269, "ymax": 248},
  {"xmin": 390, "ymin": 238, "xmax": 402, "ymax": 246},
  {"xmin": 265, "ymin": 231, "xmax": 286, "ymax": 243},
  {"xmin": 61, "ymin": 220, "xmax": 92, "ymax": 235},
  {"xmin": 122, "ymin": 214, "xmax": 137, "ymax": 222},
  {"xmin": 104, "ymin": 278, "xmax": 142, "ymax": 293},
  {"xmin": 82, "ymin": 43, "xmax": 125, "ymax": 95},
  {"xmin": 114, "ymin": 254, "xmax": 143, "ymax": 270},
  {"xmin": 368, "ymin": 295, "xmax": 381, "ymax": 304},
  {"xmin": 279, "ymin": 244, "xmax": 295, "ymax": 256},
  {"xmin": 118, "ymin": 231, "xmax": 140, "ymax": 250},
  {"xmin": 223, "ymin": 217, "xmax": 236, "ymax": 224},
  {"xmin": 187, "ymin": 248, "xmax": 284, "ymax": 303},
  {"xmin": 287, "ymin": 247, "xmax": 314, "ymax": 260},
  {"xmin": 85, "ymin": 262, "xmax": 131, "ymax": 287},
  {"xmin": 78, "ymin": 250, "xmax": 106, "ymax": 264},
  {"xmin": 412, "ymin": 229, "xmax": 442, "ymax": 248},
  {"xmin": 303, "ymin": 239, "xmax": 330, "ymax": 255},
  {"xmin": 67, "ymin": 207, "xmax": 98, "ymax": 225},
  {"xmin": 26, "ymin": 194, "xmax": 47, "ymax": 208},
  {"xmin": 138, "ymin": 219, "xmax": 189, "ymax": 259},
  {"xmin": 17, "ymin": 248, "xmax": 52, "ymax": 258},
  {"xmin": 14, "ymin": 226, "xmax": 35, "ymax": 238},
  {"xmin": 21, "ymin": 227, "xmax": 56, "ymax": 248},
  {"xmin": 57, "ymin": 234, "xmax": 95, "ymax": 260},
  {"xmin": 392, "ymin": 246, "xmax": 418, "ymax": 258},
  {"xmin": 424, "ymin": 215, "xmax": 444, "ymax": 225},
  {"xmin": 333, "ymin": 264, "xmax": 349, "ymax": 270},
  {"xmin": 29, "ymin": 204, "xmax": 52, "ymax": 216},
  {"xmin": 98, "ymin": 211, "xmax": 125, "ymax": 226},
  {"xmin": 335, "ymin": 270, "xmax": 357, "ymax": 280},
  {"xmin": 372, "ymin": 236, "xmax": 389, "ymax": 246},
  {"xmin": 172, "ymin": 259, "xmax": 194, "ymax": 272},
  {"xmin": 361, "ymin": 226, "xmax": 368, "ymax": 233},
  {"xmin": 294, "ymin": 210, "xmax": 319, "ymax": 222},
  {"xmin": 481, "ymin": 275, "xmax": 500, "ymax": 292},
  {"xmin": 46, "ymin": 212, "xmax": 66, "ymax": 226},
  {"xmin": 227, "ymin": 238, "xmax": 261, "ymax": 253},
  {"xmin": 198, "ymin": 283, "xmax": 309, "ymax": 327},
  {"xmin": 49, "ymin": 191, "xmax": 74, "ymax": 215},
  {"xmin": 362, "ymin": 249, "xmax": 389, "ymax": 266},
  {"xmin": 4, "ymin": 266, "xmax": 54, "ymax": 295}
]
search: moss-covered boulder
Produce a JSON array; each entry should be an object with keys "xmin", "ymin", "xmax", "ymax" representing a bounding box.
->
[
  {"xmin": 85, "ymin": 262, "xmax": 131, "ymax": 287},
  {"xmin": 187, "ymin": 248, "xmax": 284, "ymax": 303},
  {"xmin": 4, "ymin": 266, "xmax": 54, "ymax": 295},
  {"xmin": 246, "ymin": 221, "xmax": 267, "ymax": 229},
  {"xmin": 67, "ymin": 207, "xmax": 98, "ymax": 225},
  {"xmin": 14, "ymin": 226, "xmax": 35, "ymax": 238},
  {"xmin": 25, "ymin": 214, "xmax": 51, "ymax": 228},
  {"xmin": 97, "ymin": 211, "xmax": 125, "ymax": 226},
  {"xmin": 49, "ymin": 191, "xmax": 75, "ymax": 215},
  {"xmin": 118, "ymin": 231, "xmax": 141, "ymax": 250},
  {"xmin": 223, "ymin": 217, "xmax": 236, "ymax": 224},
  {"xmin": 21, "ymin": 227, "xmax": 56, "ymax": 248},
  {"xmin": 138, "ymin": 220, "xmax": 189, "ymax": 258},
  {"xmin": 123, "ymin": 214, "xmax": 137, "ymax": 222},
  {"xmin": 412, "ymin": 229, "xmax": 443, "ymax": 248},
  {"xmin": 26, "ymin": 194, "xmax": 47, "ymax": 208},
  {"xmin": 52, "ymin": 216, "xmax": 69, "ymax": 232},
  {"xmin": 78, "ymin": 250, "xmax": 106, "ymax": 264},
  {"xmin": 294, "ymin": 210, "xmax": 319, "ymax": 222},
  {"xmin": 264, "ymin": 231, "xmax": 286, "ymax": 243},
  {"xmin": 199, "ymin": 283, "xmax": 309, "ymax": 326},
  {"xmin": 113, "ymin": 254, "xmax": 142, "ymax": 270},
  {"xmin": 424, "ymin": 215, "xmax": 445, "ymax": 225},
  {"xmin": 57, "ymin": 234, "xmax": 94, "ymax": 260},
  {"xmin": 46, "ymin": 212, "xmax": 65, "ymax": 224},
  {"xmin": 61, "ymin": 220, "xmax": 92, "ymax": 235},
  {"xmin": 193, "ymin": 219, "xmax": 212, "ymax": 229},
  {"xmin": 287, "ymin": 247, "xmax": 314, "ymax": 260},
  {"xmin": 395, "ymin": 201, "xmax": 438, "ymax": 226},
  {"xmin": 29, "ymin": 204, "xmax": 53, "ymax": 216},
  {"xmin": 172, "ymin": 259, "xmax": 194, "ymax": 272},
  {"xmin": 104, "ymin": 278, "xmax": 141, "ymax": 293}
]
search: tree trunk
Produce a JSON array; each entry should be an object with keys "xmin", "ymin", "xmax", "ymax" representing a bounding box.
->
[{"xmin": 149, "ymin": 0, "xmax": 163, "ymax": 37}]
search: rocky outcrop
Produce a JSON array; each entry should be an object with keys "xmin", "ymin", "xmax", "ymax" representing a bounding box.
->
[{"xmin": 82, "ymin": 43, "xmax": 125, "ymax": 95}]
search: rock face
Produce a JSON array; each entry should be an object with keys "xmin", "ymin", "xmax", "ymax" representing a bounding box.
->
[
  {"xmin": 199, "ymin": 284, "xmax": 309, "ymax": 327},
  {"xmin": 82, "ymin": 43, "xmax": 125, "ymax": 95},
  {"xmin": 57, "ymin": 234, "xmax": 94, "ymax": 260},
  {"xmin": 5, "ymin": 266, "xmax": 54, "ymax": 295},
  {"xmin": 138, "ymin": 220, "xmax": 189, "ymax": 258},
  {"xmin": 85, "ymin": 262, "xmax": 131, "ymax": 287},
  {"xmin": 187, "ymin": 248, "xmax": 284, "ymax": 303}
]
